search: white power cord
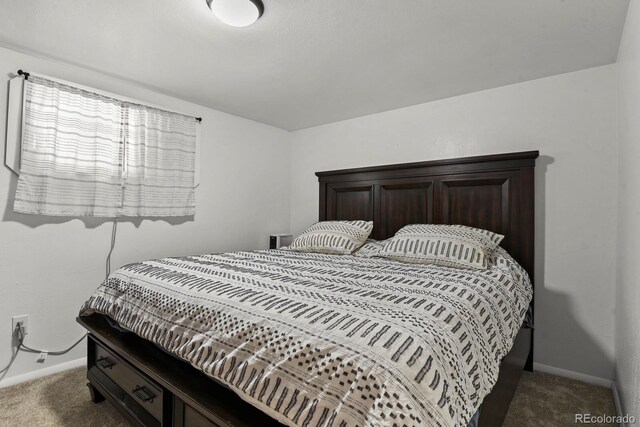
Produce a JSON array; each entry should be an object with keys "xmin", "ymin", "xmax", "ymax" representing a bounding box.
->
[
  {"xmin": 105, "ymin": 217, "xmax": 119, "ymax": 279},
  {"xmin": 3, "ymin": 216, "xmax": 117, "ymax": 377},
  {"xmin": 0, "ymin": 324, "xmax": 25, "ymax": 376},
  {"xmin": 0, "ymin": 322, "xmax": 86, "ymax": 379}
]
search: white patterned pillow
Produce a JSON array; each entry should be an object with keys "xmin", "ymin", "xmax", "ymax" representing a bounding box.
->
[
  {"xmin": 289, "ymin": 220, "xmax": 373, "ymax": 255},
  {"xmin": 353, "ymin": 239, "xmax": 388, "ymax": 258},
  {"xmin": 378, "ymin": 224, "xmax": 504, "ymax": 269}
]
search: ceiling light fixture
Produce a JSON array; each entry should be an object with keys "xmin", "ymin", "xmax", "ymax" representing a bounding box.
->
[{"xmin": 206, "ymin": 0, "xmax": 264, "ymax": 28}]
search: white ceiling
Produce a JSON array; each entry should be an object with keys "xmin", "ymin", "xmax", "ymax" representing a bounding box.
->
[{"xmin": 0, "ymin": 0, "xmax": 630, "ymax": 130}]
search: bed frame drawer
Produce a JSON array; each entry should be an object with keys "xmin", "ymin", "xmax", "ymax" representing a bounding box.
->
[
  {"xmin": 173, "ymin": 399, "xmax": 220, "ymax": 427},
  {"xmin": 184, "ymin": 405, "xmax": 219, "ymax": 427},
  {"xmin": 88, "ymin": 336, "xmax": 166, "ymax": 425}
]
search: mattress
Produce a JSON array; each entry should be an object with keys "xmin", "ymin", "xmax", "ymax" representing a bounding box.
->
[{"xmin": 80, "ymin": 247, "xmax": 531, "ymax": 427}]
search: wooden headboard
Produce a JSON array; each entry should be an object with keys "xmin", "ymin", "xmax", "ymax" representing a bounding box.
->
[{"xmin": 316, "ymin": 151, "xmax": 539, "ymax": 279}]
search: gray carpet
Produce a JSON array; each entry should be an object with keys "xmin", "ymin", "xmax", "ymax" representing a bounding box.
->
[
  {"xmin": 0, "ymin": 368, "xmax": 127, "ymax": 427},
  {"xmin": 0, "ymin": 368, "xmax": 617, "ymax": 426},
  {"xmin": 503, "ymin": 371, "xmax": 617, "ymax": 427}
]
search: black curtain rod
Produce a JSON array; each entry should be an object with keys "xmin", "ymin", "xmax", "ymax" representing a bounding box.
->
[{"xmin": 17, "ymin": 69, "xmax": 202, "ymax": 123}]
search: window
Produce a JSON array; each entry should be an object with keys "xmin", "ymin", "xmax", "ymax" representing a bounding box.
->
[{"xmin": 11, "ymin": 75, "xmax": 199, "ymax": 217}]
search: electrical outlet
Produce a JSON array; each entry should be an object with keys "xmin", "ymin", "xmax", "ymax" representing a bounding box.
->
[
  {"xmin": 37, "ymin": 352, "xmax": 48, "ymax": 363},
  {"xmin": 12, "ymin": 315, "xmax": 28, "ymax": 335}
]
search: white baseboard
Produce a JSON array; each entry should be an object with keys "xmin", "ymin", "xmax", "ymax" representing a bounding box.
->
[
  {"xmin": 0, "ymin": 357, "xmax": 86, "ymax": 389},
  {"xmin": 533, "ymin": 362, "xmax": 613, "ymax": 388},
  {"xmin": 612, "ymin": 381, "xmax": 626, "ymax": 427}
]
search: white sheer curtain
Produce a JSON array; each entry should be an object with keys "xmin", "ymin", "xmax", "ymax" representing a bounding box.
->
[
  {"xmin": 122, "ymin": 105, "xmax": 196, "ymax": 217},
  {"xmin": 14, "ymin": 75, "xmax": 198, "ymax": 217},
  {"xmin": 14, "ymin": 76, "xmax": 124, "ymax": 216}
]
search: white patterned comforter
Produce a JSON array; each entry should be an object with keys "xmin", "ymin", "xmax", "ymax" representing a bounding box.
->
[{"xmin": 80, "ymin": 247, "xmax": 532, "ymax": 427}]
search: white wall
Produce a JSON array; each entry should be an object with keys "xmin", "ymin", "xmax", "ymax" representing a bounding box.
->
[
  {"xmin": 616, "ymin": 1, "xmax": 640, "ymax": 419},
  {"xmin": 0, "ymin": 46, "xmax": 291, "ymax": 384},
  {"xmin": 290, "ymin": 65, "xmax": 619, "ymax": 381}
]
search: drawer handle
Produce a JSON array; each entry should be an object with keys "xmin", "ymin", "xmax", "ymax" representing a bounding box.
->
[
  {"xmin": 96, "ymin": 356, "xmax": 115, "ymax": 369},
  {"xmin": 132, "ymin": 385, "xmax": 156, "ymax": 403}
]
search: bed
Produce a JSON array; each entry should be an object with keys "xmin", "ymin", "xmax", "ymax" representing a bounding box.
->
[{"xmin": 77, "ymin": 150, "xmax": 538, "ymax": 427}]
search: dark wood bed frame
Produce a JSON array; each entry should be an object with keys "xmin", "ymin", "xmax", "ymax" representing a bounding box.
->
[{"xmin": 78, "ymin": 150, "xmax": 539, "ymax": 427}]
